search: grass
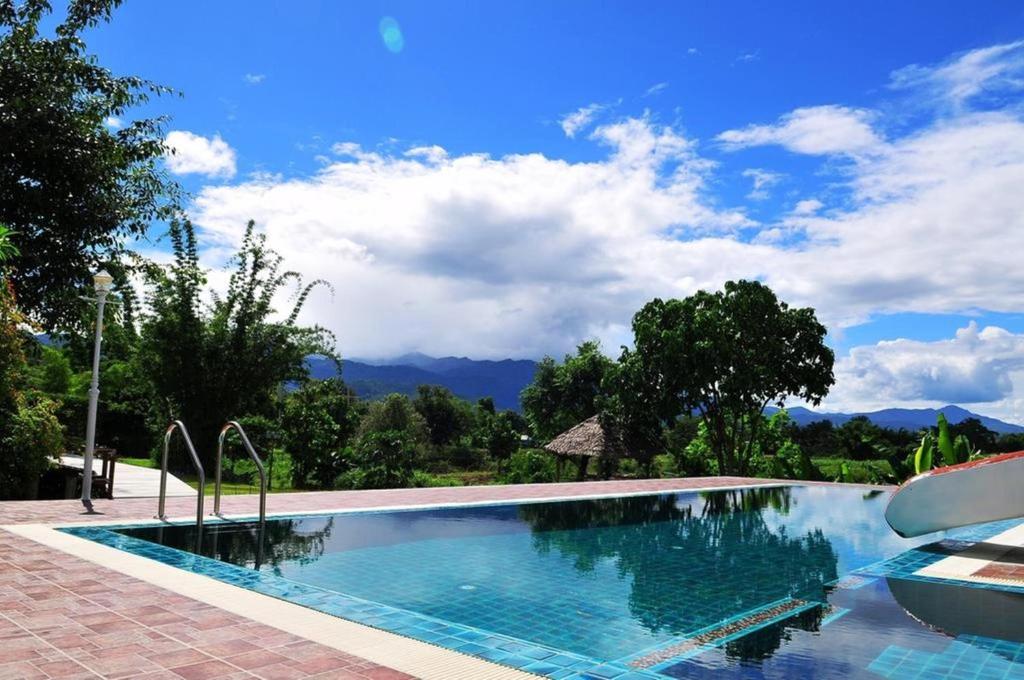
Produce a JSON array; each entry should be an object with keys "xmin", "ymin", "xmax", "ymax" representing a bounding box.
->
[
  {"xmin": 119, "ymin": 457, "xmax": 156, "ymax": 469},
  {"xmin": 813, "ymin": 457, "xmax": 894, "ymax": 484}
]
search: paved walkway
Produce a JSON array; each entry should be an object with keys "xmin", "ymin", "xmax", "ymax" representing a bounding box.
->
[{"xmin": 61, "ymin": 456, "xmax": 195, "ymax": 500}]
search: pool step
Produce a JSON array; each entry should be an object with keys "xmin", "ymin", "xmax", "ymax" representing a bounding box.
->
[{"xmin": 622, "ymin": 597, "xmax": 823, "ymax": 670}]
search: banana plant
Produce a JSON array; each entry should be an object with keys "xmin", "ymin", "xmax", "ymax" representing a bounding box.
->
[
  {"xmin": 936, "ymin": 413, "xmax": 956, "ymax": 466},
  {"xmin": 913, "ymin": 434, "xmax": 934, "ymax": 475},
  {"xmin": 953, "ymin": 434, "xmax": 975, "ymax": 464}
]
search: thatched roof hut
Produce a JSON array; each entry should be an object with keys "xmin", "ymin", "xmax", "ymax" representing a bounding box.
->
[{"xmin": 544, "ymin": 415, "xmax": 626, "ymax": 480}]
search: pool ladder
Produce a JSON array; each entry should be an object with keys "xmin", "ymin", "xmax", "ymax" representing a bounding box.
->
[
  {"xmin": 158, "ymin": 420, "xmax": 205, "ymax": 528},
  {"xmin": 156, "ymin": 420, "xmax": 268, "ymax": 527},
  {"xmin": 213, "ymin": 421, "xmax": 267, "ymax": 524}
]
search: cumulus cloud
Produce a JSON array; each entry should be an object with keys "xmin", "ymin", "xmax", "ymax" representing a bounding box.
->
[
  {"xmin": 717, "ymin": 105, "xmax": 882, "ymax": 155},
  {"xmin": 825, "ymin": 323, "xmax": 1024, "ymax": 421},
  {"xmin": 742, "ymin": 168, "xmax": 782, "ymax": 200},
  {"xmin": 560, "ymin": 103, "xmax": 604, "ymax": 138},
  {"xmin": 890, "ymin": 40, "xmax": 1024, "ymax": 110},
  {"xmin": 164, "ymin": 131, "xmax": 237, "ymax": 179},
  {"xmin": 179, "ymin": 39, "xmax": 1024, "ymax": 419},
  {"xmin": 104, "ymin": 116, "xmax": 122, "ymax": 129},
  {"xmin": 243, "ymin": 73, "xmax": 266, "ymax": 85},
  {"xmin": 791, "ymin": 199, "xmax": 823, "ymax": 215}
]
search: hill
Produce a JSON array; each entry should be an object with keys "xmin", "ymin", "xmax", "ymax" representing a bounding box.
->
[
  {"xmin": 778, "ymin": 405, "xmax": 1024, "ymax": 434},
  {"xmin": 306, "ymin": 354, "xmax": 538, "ymax": 411}
]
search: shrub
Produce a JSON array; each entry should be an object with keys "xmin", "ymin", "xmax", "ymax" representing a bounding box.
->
[
  {"xmin": 501, "ymin": 450, "xmax": 557, "ymax": 485},
  {"xmin": 0, "ymin": 394, "xmax": 63, "ymax": 499},
  {"xmin": 337, "ymin": 430, "xmax": 416, "ymax": 490},
  {"xmin": 411, "ymin": 470, "xmax": 463, "ymax": 487}
]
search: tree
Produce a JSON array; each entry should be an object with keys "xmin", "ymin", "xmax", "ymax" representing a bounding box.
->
[
  {"xmin": 949, "ymin": 417, "xmax": 997, "ymax": 452},
  {"xmin": 281, "ymin": 379, "xmax": 360, "ymax": 488},
  {"xmin": 836, "ymin": 416, "xmax": 890, "ymax": 460},
  {"xmin": 137, "ymin": 220, "xmax": 334, "ymax": 469},
  {"xmin": 486, "ymin": 410, "xmax": 521, "ymax": 470},
  {"xmin": 1, "ymin": 0, "xmax": 180, "ymax": 329},
  {"xmin": 340, "ymin": 431, "xmax": 417, "ymax": 490},
  {"xmin": 0, "ymin": 239, "xmax": 62, "ymax": 499},
  {"xmin": 356, "ymin": 393, "xmax": 428, "ymax": 446},
  {"xmin": 413, "ymin": 385, "xmax": 472, "ymax": 447},
  {"xmin": 627, "ymin": 281, "xmax": 834, "ymax": 476},
  {"xmin": 521, "ymin": 340, "xmax": 616, "ymax": 442}
]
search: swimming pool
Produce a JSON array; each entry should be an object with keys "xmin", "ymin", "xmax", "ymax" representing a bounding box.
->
[{"xmin": 66, "ymin": 485, "xmax": 1024, "ymax": 679}]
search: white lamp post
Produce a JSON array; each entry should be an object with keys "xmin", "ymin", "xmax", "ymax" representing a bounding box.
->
[{"xmin": 81, "ymin": 269, "xmax": 114, "ymax": 511}]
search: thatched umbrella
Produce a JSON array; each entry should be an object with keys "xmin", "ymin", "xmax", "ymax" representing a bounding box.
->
[{"xmin": 544, "ymin": 415, "xmax": 626, "ymax": 481}]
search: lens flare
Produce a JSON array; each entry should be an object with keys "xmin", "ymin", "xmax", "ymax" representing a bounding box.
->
[{"xmin": 379, "ymin": 16, "xmax": 404, "ymax": 53}]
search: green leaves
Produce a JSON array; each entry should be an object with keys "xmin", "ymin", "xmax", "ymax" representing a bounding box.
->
[
  {"xmin": 936, "ymin": 413, "xmax": 956, "ymax": 466},
  {"xmin": 914, "ymin": 434, "xmax": 934, "ymax": 475}
]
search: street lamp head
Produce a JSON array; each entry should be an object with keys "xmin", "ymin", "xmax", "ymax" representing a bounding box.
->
[{"xmin": 93, "ymin": 269, "xmax": 114, "ymax": 294}]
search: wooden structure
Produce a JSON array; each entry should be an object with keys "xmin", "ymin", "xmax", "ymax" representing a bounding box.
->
[{"xmin": 544, "ymin": 415, "xmax": 626, "ymax": 481}]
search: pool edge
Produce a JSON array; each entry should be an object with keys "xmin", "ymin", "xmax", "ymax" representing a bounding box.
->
[{"xmin": 4, "ymin": 522, "xmax": 538, "ymax": 680}]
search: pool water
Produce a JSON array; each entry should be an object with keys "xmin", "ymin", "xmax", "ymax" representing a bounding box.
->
[{"xmin": 69, "ymin": 485, "xmax": 1024, "ymax": 679}]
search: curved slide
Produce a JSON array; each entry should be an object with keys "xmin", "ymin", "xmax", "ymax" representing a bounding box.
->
[{"xmin": 885, "ymin": 450, "xmax": 1024, "ymax": 538}]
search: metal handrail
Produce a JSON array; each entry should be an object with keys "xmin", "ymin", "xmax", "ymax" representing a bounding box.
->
[
  {"xmin": 214, "ymin": 421, "xmax": 267, "ymax": 524},
  {"xmin": 158, "ymin": 420, "xmax": 205, "ymax": 529}
]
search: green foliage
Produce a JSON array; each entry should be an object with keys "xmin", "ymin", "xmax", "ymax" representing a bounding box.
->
[
  {"xmin": 0, "ymin": 0, "xmax": 181, "ymax": 329},
  {"xmin": 413, "ymin": 385, "xmax": 472, "ymax": 447},
  {"xmin": 338, "ymin": 430, "xmax": 417, "ymax": 489},
  {"xmin": 521, "ymin": 340, "xmax": 616, "ymax": 442},
  {"xmin": 500, "ymin": 449, "xmax": 558, "ymax": 485},
  {"xmin": 136, "ymin": 220, "xmax": 335, "ymax": 469},
  {"xmin": 815, "ymin": 458, "xmax": 894, "ymax": 485},
  {"xmin": 953, "ymin": 434, "xmax": 975, "ymax": 464},
  {"xmin": 936, "ymin": 413, "xmax": 956, "ymax": 466},
  {"xmin": 0, "ymin": 278, "xmax": 62, "ymax": 499},
  {"xmin": 486, "ymin": 411, "xmax": 521, "ymax": 468},
  {"xmin": 31, "ymin": 345, "xmax": 72, "ymax": 394},
  {"xmin": 0, "ymin": 225, "xmax": 18, "ymax": 262},
  {"xmin": 0, "ymin": 392, "xmax": 63, "ymax": 499},
  {"xmin": 280, "ymin": 379, "xmax": 358, "ymax": 489},
  {"xmin": 357, "ymin": 393, "xmax": 428, "ymax": 445},
  {"xmin": 411, "ymin": 470, "xmax": 463, "ymax": 487},
  {"xmin": 624, "ymin": 281, "xmax": 834, "ymax": 476},
  {"xmin": 913, "ymin": 434, "xmax": 934, "ymax": 474}
]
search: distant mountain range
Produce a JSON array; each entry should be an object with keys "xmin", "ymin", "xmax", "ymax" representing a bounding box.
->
[
  {"xmin": 773, "ymin": 404, "xmax": 1024, "ymax": 434},
  {"xmin": 307, "ymin": 353, "xmax": 538, "ymax": 412}
]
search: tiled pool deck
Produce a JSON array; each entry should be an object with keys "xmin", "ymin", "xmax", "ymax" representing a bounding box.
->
[{"xmin": 0, "ymin": 477, "xmax": 871, "ymax": 679}]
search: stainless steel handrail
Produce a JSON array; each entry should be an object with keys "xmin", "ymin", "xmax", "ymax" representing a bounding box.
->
[
  {"xmin": 158, "ymin": 420, "xmax": 205, "ymax": 529},
  {"xmin": 214, "ymin": 421, "xmax": 267, "ymax": 524}
]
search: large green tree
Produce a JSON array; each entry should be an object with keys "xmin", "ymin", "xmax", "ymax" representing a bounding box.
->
[
  {"xmin": 626, "ymin": 280, "xmax": 834, "ymax": 476},
  {"xmin": 412, "ymin": 384, "xmax": 472, "ymax": 447},
  {"xmin": 137, "ymin": 220, "xmax": 335, "ymax": 469},
  {"xmin": 520, "ymin": 340, "xmax": 616, "ymax": 442},
  {"xmin": 281, "ymin": 378, "xmax": 360, "ymax": 489},
  {"xmin": 0, "ymin": 0, "xmax": 179, "ymax": 329}
]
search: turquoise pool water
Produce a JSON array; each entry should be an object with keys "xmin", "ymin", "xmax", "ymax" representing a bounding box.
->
[{"xmin": 67, "ymin": 485, "xmax": 1024, "ymax": 679}]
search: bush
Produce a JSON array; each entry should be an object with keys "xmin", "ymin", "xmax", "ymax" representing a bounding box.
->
[
  {"xmin": 336, "ymin": 430, "xmax": 416, "ymax": 490},
  {"xmin": 500, "ymin": 450, "xmax": 557, "ymax": 485},
  {"xmin": 0, "ymin": 394, "xmax": 63, "ymax": 499},
  {"xmin": 411, "ymin": 470, "xmax": 463, "ymax": 487}
]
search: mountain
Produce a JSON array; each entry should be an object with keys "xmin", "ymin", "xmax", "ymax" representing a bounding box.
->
[
  {"xmin": 776, "ymin": 405, "xmax": 1024, "ymax": 434},
  {"xmin": 306, "ymin": 354, "xmax": 538, "ymax": 411}
]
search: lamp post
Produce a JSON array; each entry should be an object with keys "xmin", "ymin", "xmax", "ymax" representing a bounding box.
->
[{"xmin": 81, "ymin": 270, "xmax": 114, "ymax": 511}]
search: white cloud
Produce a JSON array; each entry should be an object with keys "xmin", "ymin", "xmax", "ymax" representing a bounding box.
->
[
  {"xmin": 104, "ymin": 116, "xmax": 122, "ymax": 129},
  {"xmin": 644, "ymin": 82, "xmax": 669, "ymax": 97},
  {"xmin": 792, "ymin": 199, "xmax": 823, "ymax": 215},
  {"xmin": 560, "ymin": 103, "xmax": 604, "ymax": 138},
  {"xmin": 736, "ymin": 50, "xmax": 760, "ymax": 63},
  {"xmin": 825, "ymin": 323, "xmax": 1024, "ymax": 422},
  {"xmin": 890, "ymin": 40, "xmax": 1024, "ymax": 110},
  {"xmin": 243, "ymin": 73, "xmax": 266, "ymax": 85},
  {"xmin": 180, "ymin": 40, "xmax": 1024, "ymax": 419},
  {"xmin": 717, "ymin": 105, "xmax": 882, "ymax": 155},
  {"xmin": 165, "ymin": 131, "xmax": 237, "ymax": 179},
  {"xmin": 742, "ymin": 168, "xmax": 782, "ymax": 200},
  {"xmin": 687, "ymin": 47, "xmax": 700, "ymax": 56}
]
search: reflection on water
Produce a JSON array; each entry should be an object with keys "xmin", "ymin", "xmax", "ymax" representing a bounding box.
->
[{"xmin": 113, "ymin": 486, "xmax": 1024, "ymax": 677}]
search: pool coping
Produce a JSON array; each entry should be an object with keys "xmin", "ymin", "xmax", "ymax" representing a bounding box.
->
[{"xmin": 5, "ymin": 480, "xmax": 792, "ymax": 680}]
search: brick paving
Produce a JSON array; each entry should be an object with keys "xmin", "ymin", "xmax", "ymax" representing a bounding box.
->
[{"xmin": 0, "ymin": 476, "xmax": 854, "ymax": 678}]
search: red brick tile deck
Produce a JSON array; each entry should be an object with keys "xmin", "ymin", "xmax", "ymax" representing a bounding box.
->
[{"xmin": 0, "ymin": 476, "xmax": 842, "ymax": 678}]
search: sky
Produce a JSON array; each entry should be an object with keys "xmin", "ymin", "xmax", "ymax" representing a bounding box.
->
[{"xmin": 82, "ymin": 1, "xmax": 1024, "ymax": 422}]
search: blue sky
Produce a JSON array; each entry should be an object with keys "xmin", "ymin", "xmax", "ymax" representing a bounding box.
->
[{"xmin": 83, "ymin": 2, "xmax": 1024, "ymax": 421}]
